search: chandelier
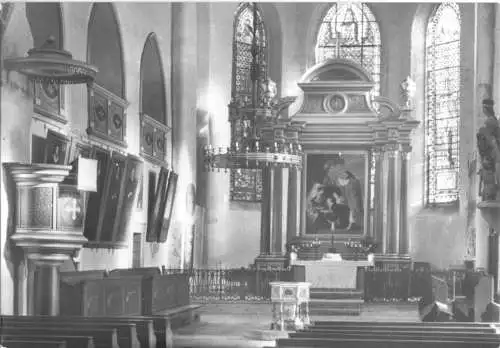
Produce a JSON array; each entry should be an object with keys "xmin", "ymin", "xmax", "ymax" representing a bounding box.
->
[
  {"xmin": 203, "ymin": 3, "xmax": 303, "ymax": 172},
  {"xmin": 4, "ymin": 36, "xmax": 98, "ymax": 85}
]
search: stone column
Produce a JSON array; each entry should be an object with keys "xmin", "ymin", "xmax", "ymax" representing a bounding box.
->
[
  {"xmin": 372, "ymin": 146, "xmax": 385, "ymax": 252},
  {"xmin": 172, "ymin": 2, "xmax": 198, "ymax": 268},
  {"xmin": 286, "ymin": 168, "xmax": 301, "ymax": 243},
  {"xmin": 382, "ymin": 144, "xmax": 400, "ymax": 255},
  {"xmin": 398, "ymin": 146, "xmax": 411, "ymax": 255}
]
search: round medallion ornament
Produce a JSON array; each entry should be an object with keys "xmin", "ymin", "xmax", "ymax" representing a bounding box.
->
[
  {"xmin": 95, "ymin": 104, "xmax": 106, "ymax": 121},
  {"xmin": 156, "ymin": 137, "xmax": 164, "ymax": 152},
  {"xmin": 112, "ymin": 114, "xmax": 122, "ymax": 129},
  {"xmin": 324, "ymin": 93, "xmax": 347, "ymax": 114},
  {"xmin": 42, "ymin": 80, "xmax": 58, "ymax": 99},
  {"xmin": 145, "ymin": 133, "xmax": 153, "ymax": 146}
]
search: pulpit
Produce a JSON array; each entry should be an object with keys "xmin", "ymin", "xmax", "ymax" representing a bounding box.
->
[
  {"xmin": 5, "ymin": 163, "xmax": 88, "ymax": 315},
  {"xmin": 270, "ymin": 281, "xmax": 310, "ymax": 331}
]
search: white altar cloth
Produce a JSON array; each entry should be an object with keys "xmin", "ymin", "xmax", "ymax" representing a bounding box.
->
[{"xmin": 292, "ymin": 258, "xmax": 373, "ymax": 289}]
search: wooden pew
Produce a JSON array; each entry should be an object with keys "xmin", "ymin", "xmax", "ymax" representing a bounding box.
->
[
  {"xmin": 0, "ymin": 339, "xmax": 67, "ymax": 348},
  {"xmin": 1, "ymin": 319, "xmax": 139, "ymax": 348},
  {"xmin": 275, "ymin": 337, "xmax": 500, "ymax": 348},
  {"xmin": 1, "ymin": 334, "xmax": 93, "ymax": 348},
  {"xmin": 275, "ymin": 321, "xmax": 500, "ymax": 348},
  {"xmin": 290, "ymin": 330, "xmax": 500, "ymax": 341},
  {"xmin": 2, "ymin": 315, "xmax": 169, "ymax": 348},
  {"xmin": 0, "ymin": 326, "xmax": 118, "ymax": 348}
]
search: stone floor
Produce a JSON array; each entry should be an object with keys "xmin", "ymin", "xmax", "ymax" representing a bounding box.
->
[{"xmin": 173, "ymin": 302, "xmax": 420, "ymax": 348}]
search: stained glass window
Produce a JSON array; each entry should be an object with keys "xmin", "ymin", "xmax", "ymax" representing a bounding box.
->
[
  {"xmin": 425, "ymin": 3, "xmax": 461, "ymax": 205},
  {"xmin": 230, "ymin": 3, "xmax": 267, "ymax": 202},
  {"xmin": 315, "ymin": 3, "xmax": 381, "ymax": 96}
]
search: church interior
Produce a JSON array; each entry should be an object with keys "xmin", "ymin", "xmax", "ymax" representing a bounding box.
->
[{"xmin": 2, "ymin": 1, "xmax": 500, "ymax": 348}]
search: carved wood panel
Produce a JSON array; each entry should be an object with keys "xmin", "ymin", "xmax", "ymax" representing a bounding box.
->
[
  {"xmin": 140, "ymin": 113, "xmax": 170, "ymax": 166},
  {"xmin": 87, "ymin": 84, "xmax": 128, "ymax": 147}
]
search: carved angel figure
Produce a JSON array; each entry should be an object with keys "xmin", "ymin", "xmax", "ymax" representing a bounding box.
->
[
  {"xmin": 259, "ymin": 78, "xmax": 277, "ymax": 108},
  {"xmin": 477, "ymin": 99, "xmax": 500, "ymax": 201}
]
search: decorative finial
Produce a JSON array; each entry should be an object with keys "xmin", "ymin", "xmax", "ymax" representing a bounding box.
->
[{"xmin": 401, "ymin": 76, "xmax": 416, "ymax": 109}]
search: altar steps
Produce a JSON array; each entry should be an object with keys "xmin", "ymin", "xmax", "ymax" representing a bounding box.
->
[{"xmin": 309, "ymin": 288, "xmax": 363, "ymax": 317}]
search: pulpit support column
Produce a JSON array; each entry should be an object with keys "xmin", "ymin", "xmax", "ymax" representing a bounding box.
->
[{"xmin": 34, "ymin": 263, "xmax": 60, "ymax": 316}]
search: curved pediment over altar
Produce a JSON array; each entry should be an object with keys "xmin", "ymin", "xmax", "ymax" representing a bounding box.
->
[{"xmin": 290, "ymin": 58, "xmax": 381, "ymax": 147}]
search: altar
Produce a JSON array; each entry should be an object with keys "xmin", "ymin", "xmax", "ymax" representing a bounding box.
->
[{"xmin": 292, "ymin": 255, "xmax": 373, "ymax": 289}]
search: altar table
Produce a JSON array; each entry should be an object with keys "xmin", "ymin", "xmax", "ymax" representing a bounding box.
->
[{"xmin": 291, "ymin": 258, "xmax": 373, "ymax": 289}]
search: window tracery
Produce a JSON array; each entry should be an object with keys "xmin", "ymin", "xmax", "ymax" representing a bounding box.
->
[
  {"xmin": 425, "ymin": 3, "xmax": 461, "ymax": 205},
  {"xmin": 230, "ymin": 3, "xmax": 267, "ymax": 202},
  {"xmin": 315, "ymin": 3, "xmax": 381, "ymax": 96}
]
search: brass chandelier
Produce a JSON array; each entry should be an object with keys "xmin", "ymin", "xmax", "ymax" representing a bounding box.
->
[{"xmin": 203, "ymin": 2, "xmax": 303, "ymax": 172}]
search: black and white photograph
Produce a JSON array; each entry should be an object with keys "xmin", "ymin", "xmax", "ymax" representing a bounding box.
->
[{"xmin": 0, "ymin": 1, "xmax": 498, "ymax": 347}]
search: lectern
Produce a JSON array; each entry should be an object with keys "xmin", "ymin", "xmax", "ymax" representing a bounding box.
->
[{"xmin": 5, "ymin": 163, "xmax": 88, "ymax": 315}]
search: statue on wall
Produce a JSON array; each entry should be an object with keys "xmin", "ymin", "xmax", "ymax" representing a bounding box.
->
[{"xmin": 477, "ymin": 99, "xmax": 500, "ymax": 201}]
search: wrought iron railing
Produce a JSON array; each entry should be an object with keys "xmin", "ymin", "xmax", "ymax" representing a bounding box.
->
[{"xmin": 164, "ymin": 268, "xmax": 292, "ymax": 303}]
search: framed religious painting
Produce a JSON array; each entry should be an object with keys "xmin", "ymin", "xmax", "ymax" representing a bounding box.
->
[{"xmin": 302, "ymin": 150, "xmax": 369, "ymax": 237}]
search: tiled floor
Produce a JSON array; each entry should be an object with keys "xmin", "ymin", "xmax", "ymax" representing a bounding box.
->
[{"xmin": 173, "ymin": 302, "xmax": 420, "ymax": 348}]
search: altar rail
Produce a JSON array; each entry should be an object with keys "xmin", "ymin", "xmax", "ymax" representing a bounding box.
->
[
  {"xmin": 165, "ymin": 268, "xmax": 293, "ymax": 303},
  {"xmin": 363, "ymin": 266, "xmax": 468, "ymax": 302}
]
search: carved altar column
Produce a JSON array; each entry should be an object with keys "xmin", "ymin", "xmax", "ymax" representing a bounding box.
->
[
  {"xmin": 370, "ymin": 85, "xmax": 419, "ymax": 266},
  {"xmin": 383, "ymin": 143, "xmax": 401, "ymax": 255},
  {"xmin": 5, "ymin": 163, "xmax": 88, "ymax": 316},
  {"xmin": 398, "ymin": 145, "xmax": 412, "ymax": 255},
  {"xmin": 286, "ymin": 167, "xmax": 301, "ymax": 243},
  {"xmin": 370, "ymin": 145, "xmax": 384, "ymax": 252}
]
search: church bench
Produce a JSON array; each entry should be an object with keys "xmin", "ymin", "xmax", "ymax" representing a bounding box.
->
[
  {"xmin": 0, "ymin": 326, "xmax": 119, "ymax": 348},
  {"xmin": 312, "ymin": 320, "xmax": 494, "ymax": 327},
  {"xmin": 2, "ymin": 315, "xmax": 156, "ymax": 348},
  {"xmin": 1, "ymin": 315, "xmax": 172, "ymax": 348},
  {"xmin": 1, "ymin": 334, "xmax": 93, "ymax": 348},
  {"xmin": 306, "ymin": 324, "xmax": 497, "ymax": 333},
  {"xmin": 0, "ymin": 339, "xmax": 67, "ymax": 348},
  {"xmin": 1, "ymin": 320, "xmax": 138, "ymax": 348},
  {"xmin": 275, "ymin": 337, "xmax": 500, "ymax": 348},
  {"xmin": 290, "ymin": 330, "xmax": 500, "ymax": 341}
]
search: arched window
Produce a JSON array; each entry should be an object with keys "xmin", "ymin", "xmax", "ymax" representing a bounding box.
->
[
  {"xmin": 315, "ymin": 3, "xmax": 381, "ymax": 96},
  {"xmin": 140, "ymin": 33, "xmax": 171, "ymax": 166},
  {"xmin": 87, "ymin": 3, "xmax": 127, "ymax": 147},
  {"xmin": 424, "ymin": 3, "xmax": 461, "ymax": 205},
  {"xmin": 230, "ymin": 3, "xmax": 267, "ymax": 202}
]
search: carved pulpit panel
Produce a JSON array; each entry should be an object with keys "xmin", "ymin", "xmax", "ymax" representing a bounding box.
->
[{"xmin": 34, "ymin": 80, "xmax": 66, "ymax": 124}]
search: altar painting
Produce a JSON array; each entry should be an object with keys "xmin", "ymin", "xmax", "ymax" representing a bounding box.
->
[{"xmin": 304, "ymin": 152, "xmax": 367, "ymax": 235}]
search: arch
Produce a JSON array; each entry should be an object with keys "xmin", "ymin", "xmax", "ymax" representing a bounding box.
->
[
  {"xmin": 25, "ymin": 3, "xmax": 63, "ymax": 49},
  {"xmin": 140, "ymin": 32, "xmax": 167, "ymax": 125},
  {"xmin": 310, "ymin": 3, "xmax": 381, "ymax": 96},
  {"xmin": 423, "ymin": 3, "xmax": 462, "ymax": 205},
  {"xmin": 300, "ymin": 58, "xmax": 375, "ymax": 84},
  {"xmin": 87, "ymin": 2, "xmax": 125, "ymax": 98}
]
